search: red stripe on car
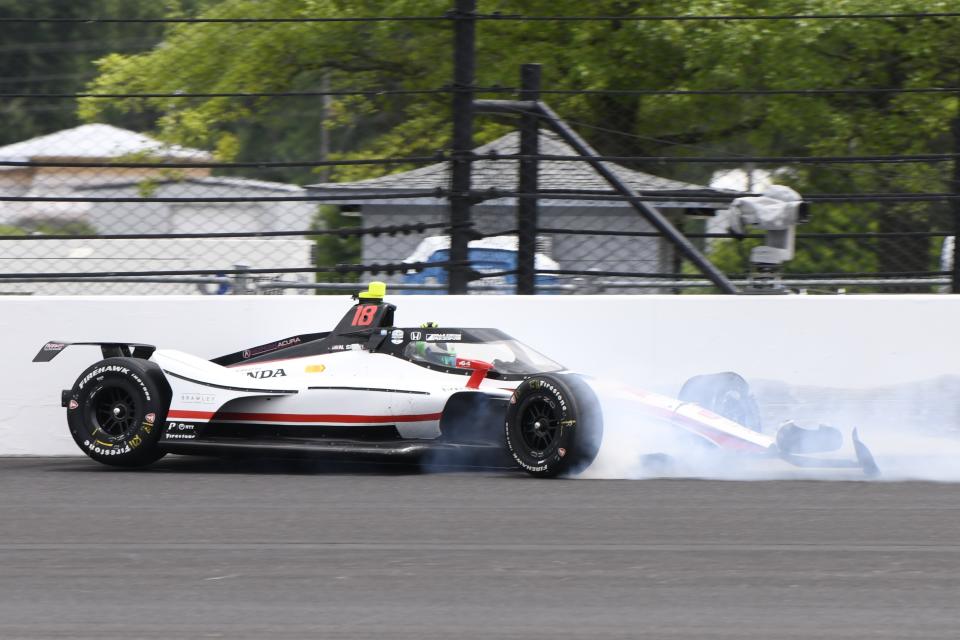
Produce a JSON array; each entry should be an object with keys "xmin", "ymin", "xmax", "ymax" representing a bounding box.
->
[
  {"xmin": 167, "ymin": 409, "xmax": 216, "ymax": 420},
  {"xmin": 638, "ymin": 404, "xmax": 769, "ymax": 453},
  {"xmin": 167, "ymin": 409, "xmax": 441, "ymax": 424}
]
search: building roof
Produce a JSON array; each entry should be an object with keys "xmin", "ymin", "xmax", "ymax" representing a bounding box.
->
[
  {"xmin": 75, "ymin": 176, "xmax": 304, "ymax": 193},
  {"xmin": 0, "ymin": 123, "xmax": 213, "ymax": 161},
  {"xmin": 307, "ymin": 130, "xmax": 740, "ymax": 208}
]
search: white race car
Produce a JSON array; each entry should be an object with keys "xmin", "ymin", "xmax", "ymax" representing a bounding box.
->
[{"xmin": 34, "ymin": 282, "xmax": 877, "ymax": 477}]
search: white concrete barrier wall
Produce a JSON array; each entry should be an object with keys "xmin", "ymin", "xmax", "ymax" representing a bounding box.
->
[{"xmin": 2, "ymin": 294, "xmax": 958, "ymax": 455}]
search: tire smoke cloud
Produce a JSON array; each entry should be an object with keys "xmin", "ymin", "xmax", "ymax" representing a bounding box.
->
[{"xmin": 578, "ymin": 376, "xmax": 960, "ymax": 481}]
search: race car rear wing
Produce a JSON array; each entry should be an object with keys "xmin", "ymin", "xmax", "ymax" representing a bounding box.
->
[{"xmin": 32, "ymin": 341, "xmax": 156, "ymax": 363}]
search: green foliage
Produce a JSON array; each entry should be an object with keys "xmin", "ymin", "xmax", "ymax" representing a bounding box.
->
[
  {"xmin": 0, "ymin": 0, "xmax": 202, "ymax": 146},
  {"xmin": 20, "ymin": 219, "xmax": 98, "ymax": 236},
  {"xmin": 0, "ymin": 220, "xmax": 97, "ymax": 236},
  {"xmin": 73, "ymin": 0, "xmax": 960, "ymax": 279},
  {"xmin": 661, "ymin": 0, "xmax": 959, "ymax": 280},
  {"xmin": 311, "ymin": 205, "xmax": 360, "ymax": 289}
]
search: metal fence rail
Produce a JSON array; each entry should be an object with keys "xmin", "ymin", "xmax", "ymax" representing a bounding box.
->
[{"xmin": 2, "ymin": 3, "xmax": 959, "ymax": 295}]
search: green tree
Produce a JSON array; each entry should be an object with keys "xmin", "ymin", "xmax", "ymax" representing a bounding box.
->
[
  {"xmin": 77, "ymin": 0, "xmax": 960, "ymax": 281},
  {"xmin": 0, "ymin": 1, "xmax": 204, "ymax": 146},
  {"xmin": 664, "ymin": 0, "xmax": 959, "ymax": 283},
  {"xmin": 311, "ymin": 204, "xmax": 360, "ymax": 287}
]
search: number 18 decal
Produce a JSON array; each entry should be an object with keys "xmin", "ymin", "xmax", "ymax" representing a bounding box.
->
[{"xmin": 351, "ymin": 304, "xmax": 377, "ymax": 326}]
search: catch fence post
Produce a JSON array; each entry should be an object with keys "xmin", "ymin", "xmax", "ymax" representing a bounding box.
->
[
  {"xmin": 448, "ymin": 0, "xmax": 476, "ymax": 294},
  {"xmin": 517, "ymin": 63, "xmax": 541, "ymax": 295},
  {"xmin": 952, "ymin": 117, "xmax": 960, "ymax": 293}
]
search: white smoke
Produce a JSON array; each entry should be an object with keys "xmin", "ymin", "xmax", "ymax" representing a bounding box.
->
[{"xmin": 577, "ymin": 376, "xmax": 960, "ymax": 482}]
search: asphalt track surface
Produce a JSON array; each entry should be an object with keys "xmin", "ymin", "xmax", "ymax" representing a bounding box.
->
[{"xmin": 1, "ymin": 457, "xmax": 959, "ymax": 639}]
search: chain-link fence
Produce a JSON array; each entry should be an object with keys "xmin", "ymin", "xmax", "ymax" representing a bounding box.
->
[{"xmin": 2, "ymin": 3, "xmax": 959, "ymax": 295}]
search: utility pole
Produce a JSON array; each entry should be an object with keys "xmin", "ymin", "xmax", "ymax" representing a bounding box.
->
[{"xmin": 448, "ymin": 0, "xmax": 476, "ymax": 294}]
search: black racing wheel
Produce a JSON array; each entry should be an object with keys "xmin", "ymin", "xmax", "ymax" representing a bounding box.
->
[
  {"xmin": 504, "ymin": 374, "xmax": 602, "ymax": 477},
  {"xmin": 66, "ymin": 357, "xmax": 171, "ymax": 467},
  {"xmin": 678, "ymin": 371, "xmax": 762, "ymax": 432}
]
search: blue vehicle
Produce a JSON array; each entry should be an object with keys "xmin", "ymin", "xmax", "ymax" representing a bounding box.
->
[{"xmin": 401, "ymin": 236, "xmax": 560, "ymax": 294}]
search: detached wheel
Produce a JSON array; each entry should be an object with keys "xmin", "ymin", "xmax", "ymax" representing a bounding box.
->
[
  {"xmin": 505, "ymin": 374, "xmax": 602, "ymax": 477},
  {"xmin": 678, "ymin": 372, "xmax": 761, "ymax": 432},
  {"xmin": 66, "ymin": 357, "xmax": 171, "ymax": 467}
]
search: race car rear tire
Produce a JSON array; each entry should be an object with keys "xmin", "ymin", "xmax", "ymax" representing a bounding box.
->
[
  {"xmin": 678, "ymin": 371, "xmax": 762, "ymax": 432},
  {"xmin": 504, "ymin": 374, "xmax": 602, "ymax": 478},
  {"xmin": 65, "ymin": 357, "xmax": 171, "ymax": 467}
]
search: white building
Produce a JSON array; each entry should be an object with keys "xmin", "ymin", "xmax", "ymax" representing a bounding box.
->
[
  {"xmin": 308, "ymin": 130, "xmax": 741, "ymax": 286},
  {"xmin": 0, "ymin": 123, "xmax": 315, "ymax": 233},
  {"xmin": 0, "ymin": 124, "xmax": 316, "ymax": 294}
]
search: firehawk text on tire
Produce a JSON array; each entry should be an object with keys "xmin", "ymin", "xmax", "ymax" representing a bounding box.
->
[
  {"xmin": 66, "ymin": 357, "xmax": 170, "ymax": 467},
  {"xmin": 504, "ymin": 374, "xmax": 602, "ymax": 478}
]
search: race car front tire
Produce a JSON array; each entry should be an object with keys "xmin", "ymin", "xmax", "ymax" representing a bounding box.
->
[
  {"xmin": 504, "ymin": 374, "xmax": 602, "ymax": 478},
  {"xmin": 65, "ymin": 357, "xmax": 171, "ymax": 467}
]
